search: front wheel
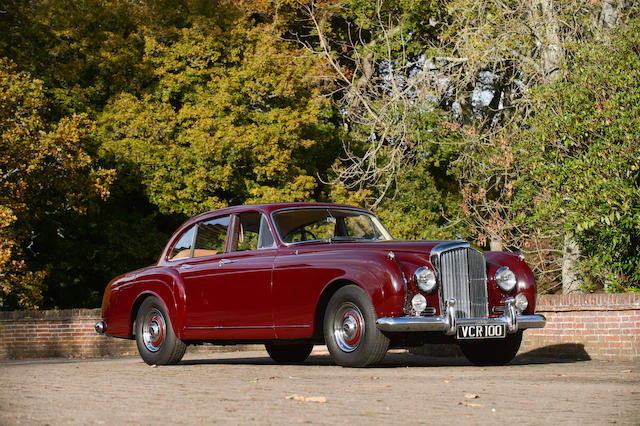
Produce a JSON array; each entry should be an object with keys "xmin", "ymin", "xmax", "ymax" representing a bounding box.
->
[
  {"xmin": 324, "ymin": 285, "xmax": 389, "ymax": 367},
  {"xmin": 135, "ymin": 296, "xmax": 186, "ymax": 365},
  {"xmin": 459, "ymin": 331, "xmax": 523, "ymax": 366},
  {"xmin": 265, "ymin": 343, "xmax": 313, "ymax": 363}
]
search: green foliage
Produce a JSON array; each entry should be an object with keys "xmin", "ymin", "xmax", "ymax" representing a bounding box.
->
[
  {"xmin": 516, "ymin": 18, "xmax": 640, "ymax": 292},
  {"xmin": 29, "ymin": 181, "xmax": 184, "ymax": 308},
  {"xmin": 0, "ymin": 0, "xmax": 152, "ymax": 117},
  {"xmin": 3, "ymin": 0, "xmax": 636, "ymax": 310},
  {"xmin": 100, "ymin": 14, "xmax": 339, "ymax": 215},
  {"xmin": 376, "ymin": 160, "xmax": 467, "ymax": 240},
  {"xmin": 0, "ymin": 58, "xmax": 114, "ymax": 309}
]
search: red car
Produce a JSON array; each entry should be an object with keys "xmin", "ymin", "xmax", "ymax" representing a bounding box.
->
[{"xmin": 96, "ymin": 203, "xmax": 545, "ymax": 367}]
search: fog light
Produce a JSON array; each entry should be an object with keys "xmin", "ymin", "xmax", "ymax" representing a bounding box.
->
[
  {"xmin": 515, "ymin": 293, "xmax": 529, "ymax": 313},
  {"xmin": 411, "ymin": 294, "xmax": 427, "ymax": 315}
]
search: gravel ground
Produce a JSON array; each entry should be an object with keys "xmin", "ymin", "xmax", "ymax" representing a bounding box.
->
[{"xmin": 1, "ymin": 348, "xmax": 638, "ymax": 425}]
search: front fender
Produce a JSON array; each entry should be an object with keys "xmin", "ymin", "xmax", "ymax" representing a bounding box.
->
[
  {"xmin": 323, "ymin": 252, "xmax": 407, "ymax": 318},
  {"xmin": 485, "ymin": 252, "xmax": 537, "ymax": 314}
]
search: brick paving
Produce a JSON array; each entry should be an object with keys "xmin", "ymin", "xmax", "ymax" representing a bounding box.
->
[{"xmin": 1, "ymin": 348, "xmax": 638, "ymax": 425}]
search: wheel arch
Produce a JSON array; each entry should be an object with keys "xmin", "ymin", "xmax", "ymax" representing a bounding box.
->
[
  {"xmin": 130, "ymin": 291, "xmax": 176, "ymax": 338},
  {"xmin": 313, "ymin": 279, "xmax": 363, "ymax": 340}
]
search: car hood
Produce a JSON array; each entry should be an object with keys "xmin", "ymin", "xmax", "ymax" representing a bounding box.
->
[{"xmin": 289, "ymin": 239, "xmax": 458, "ymax": 255}]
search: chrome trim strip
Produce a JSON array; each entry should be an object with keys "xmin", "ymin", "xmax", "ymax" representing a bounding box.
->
[
  {"xmin": 184, "ymin": 325, "xmax": 311, "ymax": 330},
  {"xmin": 429, "ymin": 240, "xmax": 470, "ymax": 268}
]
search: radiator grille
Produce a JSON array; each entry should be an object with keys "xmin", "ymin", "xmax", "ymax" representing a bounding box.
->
[{"xmin": 438, "ymin": 247, "xmax": 488, "ymax": 318}]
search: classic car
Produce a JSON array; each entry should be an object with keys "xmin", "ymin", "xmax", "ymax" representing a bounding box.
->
[{"xmin": 96, "ymin": 203, "xmax": 546, "ymax": 367}]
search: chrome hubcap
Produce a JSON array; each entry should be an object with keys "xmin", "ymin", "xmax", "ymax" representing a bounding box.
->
[
  {"xmin": 142, "ymin": 309, "xmax": 165, "ymax": 353},
  {"xmin": 333, "ymin": 302, "xmax": 364, "ymax": 352},
  {"xmin": 342, "ymin": 316, "xmax": 357, "ymax": 340}
]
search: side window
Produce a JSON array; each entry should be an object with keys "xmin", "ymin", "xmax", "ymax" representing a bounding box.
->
[
  {"xmin": 232, "ymin": 212, "xmax": 260, "ymax": 252},
  {"xmin": 231, "ymin": 212, "xmax": 275, "ymax": 251},
  {"xmin": 169, "ymin": 226, "xmax": 195, "ymax": 260},
  {"xmin": 258, "ymin": 215, "xmax": 276, "ymax": 249},
  {"xmin": 193, "ymin": 216, "xmax": 230, "ymax": 257},
  {"xmin": 343, "ymin": 215, "xmax": 379, "ymax": 239}
]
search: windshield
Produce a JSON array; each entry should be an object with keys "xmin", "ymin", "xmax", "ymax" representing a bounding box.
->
[{"xmin": 272, "ymin": 208, "xmax": 393, "ymax": 244}]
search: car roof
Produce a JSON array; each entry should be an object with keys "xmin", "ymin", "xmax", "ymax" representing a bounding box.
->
[{"xmin": 188, "ymin": 202, "xmax": 367, "ymax": 223}]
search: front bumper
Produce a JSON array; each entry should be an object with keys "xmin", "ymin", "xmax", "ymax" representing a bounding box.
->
[{"xmin": 376, "ymin": 297, "xmax": 546, "ymax": 335}]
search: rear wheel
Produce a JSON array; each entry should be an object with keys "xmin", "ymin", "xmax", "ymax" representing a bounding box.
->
[
  {"xmin": 324, "ymin": 285, "xmax": 389, "ymax": 367},
  {"xmin": 265, "ymin": 343, "xmax": 313, "ymax": 363},
  {"xmin": 135, "ymin": 296, "xmax": 186, "ymax": 365},
  {"xmin": 460, "ymin": 331, "xmax": 523, "ymax": 366}
]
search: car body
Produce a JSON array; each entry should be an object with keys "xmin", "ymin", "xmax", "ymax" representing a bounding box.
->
[{"xmin": 96, "ymin": 203, "xmax": 546, "ymax": 367}]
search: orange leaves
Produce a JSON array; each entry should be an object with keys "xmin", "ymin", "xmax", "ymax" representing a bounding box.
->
[{"xmin": 0, "ymin": 59, "xmax": 115, "ymax": 309}]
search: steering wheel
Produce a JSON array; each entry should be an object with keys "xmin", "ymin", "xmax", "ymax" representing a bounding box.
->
[{"xmin": 286, "ymin": 228, "xmax": 318, "ymax": 242}]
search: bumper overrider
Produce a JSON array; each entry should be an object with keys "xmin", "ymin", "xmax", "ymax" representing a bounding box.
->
[{"xmin": 376, "ymin": 297, "xmax": 546, "ymax": 335}]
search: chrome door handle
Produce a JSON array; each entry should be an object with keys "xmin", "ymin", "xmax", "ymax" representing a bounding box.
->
[
  {"xmin": 179, "ymin": 264, "xmax": 194, "ymax": 270},
  {"xmin": 218, "ymin": 259, "xmax": 234, "ymax": 266}
]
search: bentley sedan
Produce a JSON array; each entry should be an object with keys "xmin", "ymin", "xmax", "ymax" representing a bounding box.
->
[{"xmin": 96, "ymin": 203, "xmax": 546, "ymax": 367}]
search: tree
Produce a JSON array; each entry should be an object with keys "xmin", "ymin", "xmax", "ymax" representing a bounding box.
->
[
  {"xmin": 0, "ymin": 0, "xmax": 151, "ymax": 117},
  {"xmin": 516, "ymin": 18, "xmax": 640, "ymax": 292},
  {"xmin": 433, "ymin": 0, "xmax": 636, "ymax": 291},
  {"xmin": 0, "ymin": 59, "xmax": 114, "ymax": 309},
  {"xmin": 289, "ymin": 0, "xmax": 467, "ymax": 239},
  {"xmin": 100, "ymin": 11, "xmax": 339, "ymax": 215}
]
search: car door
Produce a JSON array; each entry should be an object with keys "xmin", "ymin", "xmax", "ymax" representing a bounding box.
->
[
  {"xmin": 171, "ymin": 215, "xmax": 230, "ymax": 331},
  {"xmin": 176, "ymin": 212, "xmax": 276, "ymax": 339}
]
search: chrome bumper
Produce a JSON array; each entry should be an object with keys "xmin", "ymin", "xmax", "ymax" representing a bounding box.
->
[
  {"xmin": 95, "ymin": 321, "xmax": 106, "ymax": 334},
  {"xmin": 376, "ymin": 297, "xmax": 546, "ymax": 336}
]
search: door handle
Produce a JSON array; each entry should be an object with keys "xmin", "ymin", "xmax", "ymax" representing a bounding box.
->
[
  {"xmin": 218, "ymin": 259, "xmax": 234, "ymax": 266},
  {"xmin": 179, "ymin": 264, "xmax": 194, "ymax": 270}
]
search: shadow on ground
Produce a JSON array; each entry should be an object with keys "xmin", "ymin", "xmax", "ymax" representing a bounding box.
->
[{"xmin": 178, "ymin": 343, "xmax": 591, "ymax": 368}]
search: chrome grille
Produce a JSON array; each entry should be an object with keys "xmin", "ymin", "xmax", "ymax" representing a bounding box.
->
[{"xmin": 436, "ymin": 246, "xmax": 488, "ymax": 318}]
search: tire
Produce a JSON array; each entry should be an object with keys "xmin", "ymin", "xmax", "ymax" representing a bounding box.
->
[
  {"xmin": 265, "ymin": 343, "xmax": 314, "ymax": 363},
  {"xmin": 323, "ymin": 285, "xmax": 389, "ymax": 367},
  {"xmin": 459, "ymin": 331, "xmax": 523, "ymax": 366},
  {"xmin": 135, "ymin": 296, "xmax": 186, "ymax": 365}
]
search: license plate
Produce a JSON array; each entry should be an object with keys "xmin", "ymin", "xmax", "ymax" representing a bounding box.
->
[{"xmin": 457, "ymin": 324, "xmax": 505, "ymax": 339}]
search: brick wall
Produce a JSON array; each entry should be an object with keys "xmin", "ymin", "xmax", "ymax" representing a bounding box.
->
[
  {"xmin": 0, "ymin": 309, "xmax": 138, "ymax": 359},
  {"xmin": 413, "ymin": 293, "xmax": 640, "ymax": 361},
  {"xmin": 519, "ymin": 293, "xmax": 640, "ymax": 361},
  {"xmin": 0, "ymin": 309, "xmax": 257, "ymax": 360},
  {"xmin": 1, "ymin": 294, "xmax": 639, "ymax": 361}
]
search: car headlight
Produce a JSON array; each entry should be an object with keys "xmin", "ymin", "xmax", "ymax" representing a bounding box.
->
[
  {"xmin": 414, "ymin": 266, "xmax": 437, "ymax": 293},
  {"xmin": 495, "ymin": 266, "xmax": 517, "ymax": 293},
  {"xmin": 515, "ymin": 293, "xmax": 529, "ymax": 313},
  {"xmin": 411, "ymin": 294, "xmax": 427, "ymax": 314}
]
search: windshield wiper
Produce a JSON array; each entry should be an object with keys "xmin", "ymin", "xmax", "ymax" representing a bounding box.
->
[{"xmin": 329, "ymin": 236, "xmax": 362, "ymax": 242}]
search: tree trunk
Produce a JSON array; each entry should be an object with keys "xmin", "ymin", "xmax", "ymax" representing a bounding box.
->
[
  {"xmin": 528, "ymin": 0, "xmax": 563, "ymax": 83},
  {"xmin": 490, "ymin": 237, "xmax": 503, "ymax": 252},
  {"xmin": 599, "ymin": 0, "xmax": 627, "ymax": 30},
  {"xmin": 562, "ymin": 232, "xmax": 583, "ymax": 294}
]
